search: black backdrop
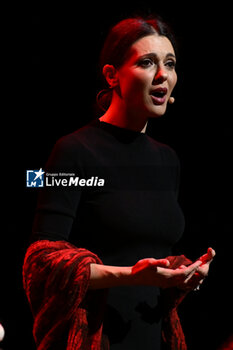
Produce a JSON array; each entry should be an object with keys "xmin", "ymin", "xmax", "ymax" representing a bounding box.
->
[{"xmin": 2, "ymin": 2, "xmax": 232, "ymax": 349}]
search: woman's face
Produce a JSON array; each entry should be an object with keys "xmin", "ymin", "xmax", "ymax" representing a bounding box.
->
[{"xmin": 116, "ymin": 34, "xmax": 177, "ymax": 118}]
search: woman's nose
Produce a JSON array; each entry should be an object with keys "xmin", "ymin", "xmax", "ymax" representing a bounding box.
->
[{"xmin": 153, "ymin": 65, "xmax": 168, "ymax": 84}]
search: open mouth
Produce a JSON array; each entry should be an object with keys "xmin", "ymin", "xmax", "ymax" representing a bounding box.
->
[{"xmin": 150, "ymin": 88, "xmax": 167, "ymax": 105}]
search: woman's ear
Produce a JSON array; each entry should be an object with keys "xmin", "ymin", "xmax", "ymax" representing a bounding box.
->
[{"xmin": 102, "ymin": 64, "xmax": 119, "ymax": 88}]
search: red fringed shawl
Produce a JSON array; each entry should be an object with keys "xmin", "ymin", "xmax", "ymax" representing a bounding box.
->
[
  {"xmin": 23, "ymin": 240, "xmax": 191, "ymax": 350},
  {"xmin": 23, "ymin": 240, "xmax": 108, "ymax": 350}
]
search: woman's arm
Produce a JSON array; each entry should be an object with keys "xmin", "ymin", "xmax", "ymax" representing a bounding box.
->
[
  {"xmin": 89, "ymin": 257, "xmax": 202, "ymax": 290},
  {"xmin": 89, "ymin": 263, "xmax": 133, "ymax": 289},
  {"xmin": 89, "ymin": 247, "xmax": 216, "ymax": 290}
]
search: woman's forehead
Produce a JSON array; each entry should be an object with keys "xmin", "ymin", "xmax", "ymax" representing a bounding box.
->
[{"xmin": 129, "ymin": 34, "xmax": 176, "ymax": 58}]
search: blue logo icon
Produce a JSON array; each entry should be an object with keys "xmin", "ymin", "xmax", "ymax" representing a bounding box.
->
[{"xmin": 26, "ymin": 169, "xmax": 45, "ymax": 187}]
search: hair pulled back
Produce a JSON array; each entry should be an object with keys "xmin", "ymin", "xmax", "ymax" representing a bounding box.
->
[{"xmin": 97, "ymin": 15, "xmax": 176, "ymax": 112}]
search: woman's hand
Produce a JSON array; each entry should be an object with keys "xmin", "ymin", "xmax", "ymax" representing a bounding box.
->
[
  {"xmin": 131, "ymin": 258, "xmax": 203, "ymax": 289},
  {"xmin": 180, "ymin": 247, "xmax": 216, "ymax": 291}
]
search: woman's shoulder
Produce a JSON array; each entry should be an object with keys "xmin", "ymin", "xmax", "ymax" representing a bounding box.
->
[
  {"xmin": 146, "ymin": 134, "xmax": 176, "ymax": 152},
  {"xmin": 53, "ymin": 119, "xmax": 100, "ymax": 150},
  {"xmin": 45, "ymin": 121, "xmax": 101, "ymax": 170},
  {"xmin": 146, "ymin": 135, "xmax": 179, "ymax": 164}
]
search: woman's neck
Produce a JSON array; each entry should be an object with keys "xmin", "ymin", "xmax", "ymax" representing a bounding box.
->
[{"xmin": 99, "ymin": 100, "xmax": 148, "ymax": 133}]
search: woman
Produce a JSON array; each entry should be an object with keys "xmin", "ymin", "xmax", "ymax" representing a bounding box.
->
[{"xmin": 23, "ymin": 16, "xmax": 215, "ymax": 350}]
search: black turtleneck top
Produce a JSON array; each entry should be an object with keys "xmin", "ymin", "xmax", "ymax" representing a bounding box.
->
[{"xmin": 31, "ymin": 118, "xmax": 185, "ymax": 349}]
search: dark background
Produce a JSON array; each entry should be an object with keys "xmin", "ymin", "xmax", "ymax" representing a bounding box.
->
[{"xmin": 2, "ymin": 1, "xmax": 232, "ymax": 349}]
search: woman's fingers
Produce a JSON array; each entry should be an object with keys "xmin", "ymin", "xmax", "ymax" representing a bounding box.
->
[
  {"xmin": 131, "ymin": 258, "xmax": 170, "ymax": 275},
  {"xmin": 182, "ymin": 260, "xmax": 202, "ymax": 276},
  {"xmin": 157, "ymin": 260, "xmax": 202, "ymax": 288},
  {"xmin": 181, "ymin": 249, "xmax": 216, "ymax": 290},
  {"xmin": 178, "ymin": 265, "xmax": 186, "ymax": 269},
  {"xmin": 181, "ymin": 260, "xmax": 202, "ymax": 283},
  {"xmin": 198, "ymin": 247, "xmax": 216, "ymax": 265},
  {"xmin": 207, "ymin": 247, "xmax": 216, "ymax": 258},
  {"xmin": 195, "ymin": 247, "xmax": 216, "ymax": 278},
  {"xmin": 150, "ymin": 259, "xmax": 170, "ymax": 267}
]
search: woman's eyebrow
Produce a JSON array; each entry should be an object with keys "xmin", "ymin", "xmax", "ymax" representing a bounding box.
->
[{"xmin": 139, "ymin": 52, "xmax": 176, "ymax": 60}]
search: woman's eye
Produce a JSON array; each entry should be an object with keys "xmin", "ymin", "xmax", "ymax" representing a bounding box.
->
[
  {"xmin": 165, "ymin": 60, "xmax": 176, "ymax": 69},
  {"xmin": 138, "ymin": 58, "xmax": 154, "ymax": 68}
]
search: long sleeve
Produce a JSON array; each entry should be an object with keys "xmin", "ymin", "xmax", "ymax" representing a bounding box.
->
[
  {"xmin": 25, "ymin": 130, "xmax": 110, "ymax": 349},
  {"xmin": 31, "ymin": 134, "xmax": 85, "ymax": 242}
]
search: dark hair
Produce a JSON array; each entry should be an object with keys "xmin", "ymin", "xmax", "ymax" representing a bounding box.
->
[{"xmin": 97, "ymin": 15, "xmax": 177, "ymax": 111}]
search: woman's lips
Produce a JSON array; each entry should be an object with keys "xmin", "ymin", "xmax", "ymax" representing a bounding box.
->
[
  {"xmin": 151, "ymin": 94, "xmax": 167, "ymax": 105},
  {"xmin": 150, "ymin": 87, "xmax": 167, "ymax": 105}
]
